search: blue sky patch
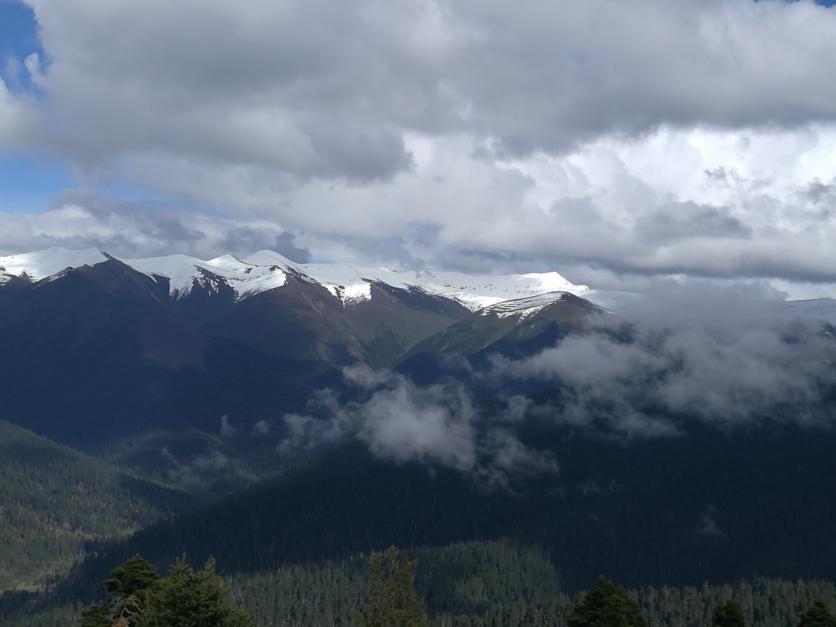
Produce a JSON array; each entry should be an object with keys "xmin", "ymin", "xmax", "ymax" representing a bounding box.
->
[
  {"xmin": 0, "ymin": 1, "xmax": 40, "ymax": 61},
  {"xmin": 0, "ymin": 154, "xmax": 73, "ymax": 214}
]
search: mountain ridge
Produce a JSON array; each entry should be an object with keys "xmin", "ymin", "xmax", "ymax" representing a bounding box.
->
[{"xmin": 0, "ymin": 246, "xmax": 591, "ymax": 310}]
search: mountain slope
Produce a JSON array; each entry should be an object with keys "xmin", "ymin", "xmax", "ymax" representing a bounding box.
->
[
  {"xmin": 0, "ymin": 421, "xmax": 189, "ymax": 592},
  {"xmin": 30, "ymin": 420, "xmax": 836, "ymax": 607},
  {"xmin": 400, "ymin": 292, "xmax": 603, "ymax": 372},
  {"xmin": 0, "ymin": 255, "xmax": 471, "ymax": 446}
]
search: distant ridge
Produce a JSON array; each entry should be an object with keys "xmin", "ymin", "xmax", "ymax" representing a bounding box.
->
[{"xmin": 0, "ymin": 246, "xmax": 590, "ymax": 310}]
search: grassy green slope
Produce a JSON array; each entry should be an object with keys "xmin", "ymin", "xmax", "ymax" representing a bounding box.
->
[{"xmin": 0, "ymin": 421, "xmax": 190, "ymax": 592}]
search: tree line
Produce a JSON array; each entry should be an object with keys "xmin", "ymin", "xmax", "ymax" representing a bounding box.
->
[{"xmin": 73, "ymin": 549, "xmax": 836, "ymax": 627}]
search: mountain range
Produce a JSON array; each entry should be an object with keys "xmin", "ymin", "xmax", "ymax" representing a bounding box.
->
[
  {"xmin": 0, "ymin": 247, "xmax": 598, "ymax": 444},
  {"xmin": 2, "ymin": 247, "xmax": 835, "ymax": 446},
  {"xmin": 5, "ymin": 247, "xmax": 836, "ymax": 626}
]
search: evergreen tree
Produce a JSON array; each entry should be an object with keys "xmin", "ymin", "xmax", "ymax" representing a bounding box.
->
[
  {"xmin": 78, "ymin": 555, "xmax": 251, "ymax": 627},
  {"xmin": 567, "ymin": 576, "xmax": 648, "ymax": 627},
  {"xmin": 105, "ymin": 555, "xmax": 160, "ymax": 607},
  {"xmin": 713, "ymin": 600, "xmax": 745, "ymax": 626},
  {"xmin": 79, "ymin": 604, "xmax": 111, "ymax": 627},
  {"xmin": 79, "ymin": 555, "xmax": 159, "ymax": 627},
  {"xmin": 140, "ymin": 556, "xmax": 254, "ymax": 627},
  {"xmin": 355, "ymin": 546, "xmax": 428, "ymax": 627},
  {"xmin": 112, "ymin": 595, "xmax": 142, "ymax": 627},
  {"xmin": 798, "ymin": 600, "xmax": 836, "ymax": 627}
]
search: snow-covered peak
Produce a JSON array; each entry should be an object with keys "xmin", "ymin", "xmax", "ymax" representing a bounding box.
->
[
  {"xmin": 479, "ymin": 291, "xmax": 575, "ymax": 320},
  {"xmin": 247, "ymin": 252, "xmax": 591, "ymax": 309},
  {"xmin": 0, "ymin": 247, "xmax": 109, "ymax": 281},
  {"xmin": 244, "ymin": 250, "xmax": 300, "ymax": 268},
  {"xmin": 206, "ymin": 254, "xmax": 255, "ymax": 271},
  {"xmin": 0, "ymin": 247, "xmax": 591, "ymax": 309},
  {"xmin": 124, "ymin": 254, "xmax": 287, "ymax": 299},
  {"xmin": 360, "ymin": 268, "xmax": 590, "ymax": 310},
  {"xmin": 246, "ymin": 252, "xmax": 375, "ymax": 303}
]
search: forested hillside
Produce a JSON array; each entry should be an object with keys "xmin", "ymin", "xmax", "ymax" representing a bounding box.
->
[
  {"xmin": 4, "ymin": 422, "xmax": 836, "ymax": 625},
  {"xmin": 36, "ymin": 425, "xmax": 836, "ymax": 599},
  {"xmin": 0, "ymin": 421, "xmax": 190, "ymax": 592},
  {"xmin": 5, "ymin": 541, "xmax": 836, "ymax": 626}
]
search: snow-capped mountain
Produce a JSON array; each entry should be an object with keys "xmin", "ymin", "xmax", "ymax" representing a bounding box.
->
[
  {"xmin": 0, "ymin": 248, "xmax": 110, "ymax": 282},
  {"xmin": 0, "ymin": 247, "xmax": 590, "ymax": 310},
  {"xmin": 0, "ymin": 246, "xmax": 603, "ymax": 446},
  {"xmin": 400, "ymin": 291, "xmax": 603, "ymax": 370},
  {"xmin": 478, "ymin": 291, "xmax": 589, "ymax": 320},
  {"xmin": 4, "ymin": 246, "xmax": 836, "ymax": 451}
]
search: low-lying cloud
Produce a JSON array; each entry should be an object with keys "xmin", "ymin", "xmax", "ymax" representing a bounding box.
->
[
  {"xmin": 280, "ymin": 365, "xmax": 557, "ymax": 487},
  {"xmin": 160, "ymin": 447, "xmax": 232, "ymax": 491},
  {"xmin": 279, "ymin": 282, "xmax": 836, "ymax": 478},
  {"xmin": 495, "ymin": 282, "xmax": 836, "ymax": 437}
]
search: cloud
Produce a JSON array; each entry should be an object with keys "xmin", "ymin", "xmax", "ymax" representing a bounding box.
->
[
  {"xmin": 276, "ymin": 281, "xmax": 836, "ymax": 477},
  {"xmin": 0, "ymin": 75, "xmax": 32, "ymax": 150},
  {"xmin": 0, "ymin": 190, "xmax": 310, "ymax": 259},
  {"xmin": 698, "ymin": 507, "xmax": 726, "ymax": 540},
  {"xmin": 160, "ymin": 446, "xmax": 231, "ymax": 491},
  {"xmin": 251, "ymin": 420, "xmax": 271, "ymax": 436},
  {"xmin": 273, "ymin": 232, "xmax": 311, "ymax": 263},
  {"xmin": 219, "ymin": 415, "xmax": 236, "ymax": 438},
  {"xmin": 20, "ymin": 0, "xmax": 836, "ymax": 172},
  {"xmin": 2, "ymin": 1, "xmax": 836, "ymax": 288},
  {"xmin": 279, "ymin": 365, "xmax": 557, "ymax": 487},
  {"xmin": 493, "ymin": 281, "xmax": 836, "ymax": 437},
  {"xmin": 120, "ymin": 126, "xmax": 836, "ymax": 287},
  {"xmin": 632, "ymin": 202, "xmax": 752, "ymax": 245}
]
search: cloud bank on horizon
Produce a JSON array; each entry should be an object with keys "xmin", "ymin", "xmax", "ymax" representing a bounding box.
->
[
  {"xmin": 272, "ymin": 282, "xmax": 836, "ymax": 485},
  {"xmin": 2, "ymin": 0, "xmax": 836, "ymax": 292}
]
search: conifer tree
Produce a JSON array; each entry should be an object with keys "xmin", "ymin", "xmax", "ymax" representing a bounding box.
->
[
  {"xmin": 79, "ymin": 555, "xmax": 159, "ymax": 627},
  {"xmin": 567, "ymin": 576, "xmax": 648, "ymax": 627},
  {"xmin": 105, "ymin": 555, "xmax": 160, "ymax": 608},
  {"xmin": 712, "ymin": 600, "xmax": 745, "ymax": 627},
  {"xmin": 79, "ymin": 604, "xmax": 111, "ymax": 627},
  {"xmin": 140, "ymin": 555, "xmax": 254, "ymax": 627},
  {"xmin": 79, "ymin": 554, "xmax": 252, "ymax": 627},
  {"xmin": 355, "ymin": 546, "xmax": 429, "ymax": 627},
  {"xmin": 798, "ymin": 600, "xmax": 836, "ymax": 627}
]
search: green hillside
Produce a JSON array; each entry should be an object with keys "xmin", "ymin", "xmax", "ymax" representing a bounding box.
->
[
  {"xmin": 0, "ymin": 421, "xmax": 190, "ymax": 592},
  {"xmin": 6, "ymin": 541, "xmax": 836, "ymax": 626}
]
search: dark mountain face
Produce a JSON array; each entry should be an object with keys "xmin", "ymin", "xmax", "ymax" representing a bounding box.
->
[
  {"xmin": 0, "ymin": 420, "xmax": 190, "ymax": 592},
  {"xmin": 398, "ymin": 292, "xmax": 604, "ymax": 383},
  {"xmin": 0, "ymin": 260, "xmax": 474, "ymax": 448},
  {"xmin": 41, "ymin": 424, "xmax": 836, "ymax": 602},
  {"xmin": 403, "ymin": 292, "xmax": 600, "ymax": 361}
]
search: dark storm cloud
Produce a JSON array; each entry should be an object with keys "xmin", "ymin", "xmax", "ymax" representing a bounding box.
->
[
  {"xmin": 633, "ymin": 202, "xmax": 752, "ymax": 244},
  {"xmin": 272, "ymin": 232, "xmax": 312, "ymax": 263},
  {"xmin": 16, "ymin": 0, "xmax": 836, "ymax": 177}
]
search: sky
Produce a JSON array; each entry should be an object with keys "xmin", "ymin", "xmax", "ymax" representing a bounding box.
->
[{"xmin": 2, "ymin": 0, "xmax": 836, "ymax": 296}]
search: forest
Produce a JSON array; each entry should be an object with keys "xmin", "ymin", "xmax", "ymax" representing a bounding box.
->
[{"xmin": 5, "ymin": 542, "xmax": 836, "ymax": 626}]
